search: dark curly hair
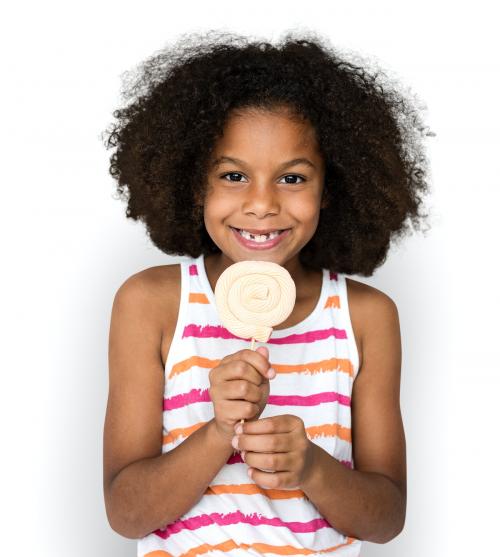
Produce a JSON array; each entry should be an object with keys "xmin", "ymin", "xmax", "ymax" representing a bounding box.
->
[{"xmin": 101, "ymin": 29, "xmax": 435, "ymax": 276}]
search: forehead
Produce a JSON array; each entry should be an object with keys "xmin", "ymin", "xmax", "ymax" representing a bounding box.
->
[{"xmin": 212, "ymin": 107, "xmax": 322, "ymax": 160}]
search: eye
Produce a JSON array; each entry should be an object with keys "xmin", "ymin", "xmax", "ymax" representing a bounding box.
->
[
  {"xmin": 220, "ymin": 172, "xmax": 305, "ymax": 184},
  {"xmin": 279, "ymin": 174, "xmax": 305, "ymax": 185},
  {"xmin": 220, "ymin": 172, "xmax": 247, "ymax": 183}
]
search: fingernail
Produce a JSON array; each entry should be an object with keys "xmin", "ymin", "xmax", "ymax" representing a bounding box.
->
[
  {"xmin": 234, "ymin": 423, "xmax": 243, "ymax": 435},
  {"xmin": 241, "ymin": 450, "xmax": 246, "ymax": 462},
  {"xmin": 267, "ymin": 367, "xmax": 276, "ymax": 378},
  {"xmin": 231, "ymin": 435, "xmax": 239, "ymax": 450}
]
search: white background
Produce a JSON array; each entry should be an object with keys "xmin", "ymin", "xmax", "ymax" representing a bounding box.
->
[{"xmin": 1, "ymin": 1, "xmax": 498, "ymax": 555}]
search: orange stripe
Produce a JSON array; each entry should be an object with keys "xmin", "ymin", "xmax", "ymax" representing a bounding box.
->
[
  {"xmin": 274, "ymin": 358, "xmax": 353, "ymax": 377},
  {"xmin": 162, "ymin": 421, "xmax": 205, "ymax": 445},
  {"xmin": 163, "ymin": 421, "xmax": 350, "ymax": 446},
  {"xmin": 324, "ymin": 295, "xmax": 340, "ymax": 309},
  {"xmin": 169, "ymin": 356, "xmax": 352, "ymax": 379},
  {"xmin": 241, "ymin": 537, "xmax": 358, "ymax": 555},
  {"xmin": 207, "ymin": 483, "xmax": 305, "ymax": 499},
  {"xmin": 241, "ymin": 540, "xmax": 318, "ymax": 556},
  {"xmin": 169, "ymin": 356, "xmax": 221, "ymax": 379},
  {"xmin": 189, "ymin": 292, "xmax": 210, "ymax": 304},
  {"xmin": 308, "ymin": 422, "xmax": 352, "ymax": 443},
  {"xmin": 144, "ymin": 536, "xmax": 358, "ymax": 556}
]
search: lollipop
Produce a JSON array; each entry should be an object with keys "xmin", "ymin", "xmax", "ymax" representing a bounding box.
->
[{"xmin": 214, "ymin": 260, "xmax": 296, "ymax": 435}]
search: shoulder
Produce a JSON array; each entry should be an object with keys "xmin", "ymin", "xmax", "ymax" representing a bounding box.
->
[
  {"xmin": 116, "ymin": 263, "xmax": 181, "ymax": 294},
  {"xmin": 112, "ymin": 263, "xmax": 183, "ymax": 368},
  {"xmin": 112, "ymin": 263, "xmax": 182, "ymax": 329},
  {"xmin": 345, "ymin": 277, "xmax": 400, "ymax": 372},
  {"xmin": 345, "ymin": 276, "xmax": 399, "ymax": 317},
  {"xmin": 115, "ymin": 263, "xmax": 181, "ymax": 302}
]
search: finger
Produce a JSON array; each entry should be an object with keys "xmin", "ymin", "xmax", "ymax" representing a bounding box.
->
[
  {"xmin": 243, "ymin": 450, "xmax": 290, "ymax": 472},
  {"xmin": 247, "ymin": 468, "xmax": 292, "ymax": 488},
  {"xmin": 225, "ymin": 348, "xmax": 271, "ymax": 381},
  {"xmin": 237, "ymin": 432, "xmax": 290, "ymax": 453},
  {"xmin": 256, "ymin": 347, "xmax": 276, "ymax": 379},
  {"xmin": 217, "ymin": 361, "xmax": 264, "ymax": 386},
  {"xmin": 256, "ymin": 346, "xmax": 269, "ymax": 359},
  {"xmin": 224, "ymin": 379, "xmax": 262, "ymax": 403},
  {"xmin": 220, "ymin": 399, "xmax": 260, "ymax": 421},
  {"xmin": 238, "ymin": 416, "xmax": 295, "ymax": 435}
]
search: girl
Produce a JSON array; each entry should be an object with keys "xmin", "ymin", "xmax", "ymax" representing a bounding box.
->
[{"xmin": 102, "ymin": 30, "xmax": 432, "ymax": 556}]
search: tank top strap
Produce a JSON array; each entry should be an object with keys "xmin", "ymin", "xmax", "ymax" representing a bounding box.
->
[
  {"xmin": 183, "ymin": 254, "xmax": 215, "ymax": 307},
  {"xmin": 324, "ymin": 269, "xmax": 360, "ymax": 380}
]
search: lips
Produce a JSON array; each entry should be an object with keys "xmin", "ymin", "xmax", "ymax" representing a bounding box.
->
[
  {"xmin": 230, "ymin": 226, "xmax": 291, "ymax": 250},
  {"xmin": 234, "ymin": 227, "xmax": 286, "ymax": 235}
]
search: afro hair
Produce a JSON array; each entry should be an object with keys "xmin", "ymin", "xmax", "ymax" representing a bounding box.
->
[{"xmin": 102, "ymin": 29, "xmax": 435, "ymax": 276}]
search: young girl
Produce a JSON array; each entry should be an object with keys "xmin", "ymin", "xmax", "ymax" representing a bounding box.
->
[{"xmin": 102, "ymin": 30, "xmax": 432, "ymax": 556}]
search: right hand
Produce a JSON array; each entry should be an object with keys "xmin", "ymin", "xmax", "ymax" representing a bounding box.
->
[{"xmin": 209, "ymin": 346, "xmax": 274, "ymax": 443}]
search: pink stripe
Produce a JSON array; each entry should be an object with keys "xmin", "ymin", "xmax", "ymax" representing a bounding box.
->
[
  {"xmin": 164, "ymin": 388, "xmax": 210, "ymax": 410},
  {"xmin": 270, "ymin": 391, "xmax": 351, "ymax": 407},
  {"xmin": 269, "ymin": 328, "xmax": 347, "ymax": 343},
  {"xmin": 152, "ymin": 510, "xmax": 331, "ymax": 539},
  {"xmin": 164, "ymin": 388, "xmax": 350, "ymax": 411},
  {"xmin": 183, "ymin": 323, "xmax": 240, "ymax": 340},
  {"xmin": 189, "ymin": 264, "xmax": 198, "ymax": 275},
  {"xmin": 227, "ymin": 452, "xmax": 244, "ymax": 464},
  {"xmin": 183, "ymin": 323, "xmax": 347, "ymax": 343}
]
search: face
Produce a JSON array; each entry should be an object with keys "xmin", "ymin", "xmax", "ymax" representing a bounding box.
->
[{"xmin": 203, "ymin": 107, "xmax": 327, "ymax": 273}]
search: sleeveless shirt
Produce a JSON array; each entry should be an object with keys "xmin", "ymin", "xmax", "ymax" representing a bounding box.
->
[{"xmin": 137, "ymin": 253, "xmax": 362, "ymax": 557}]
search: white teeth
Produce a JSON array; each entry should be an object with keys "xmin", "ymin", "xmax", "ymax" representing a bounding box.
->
[{"xmin": 238, "ymin": 229, "xmax": 281, "ymax": 242}]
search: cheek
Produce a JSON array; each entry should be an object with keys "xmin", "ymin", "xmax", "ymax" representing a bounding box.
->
[
  {"xmin": 293, "ymin": 196, "xmax": 320, "ymax": 222},
  {"xmin": 203, "ymin": 192, "xmax": 234, "ymax": 228}
]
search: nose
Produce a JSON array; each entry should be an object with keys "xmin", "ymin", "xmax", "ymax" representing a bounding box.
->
[{"xmin": 242, "ymin": 182, "xmax": 280, "ymax": 218}]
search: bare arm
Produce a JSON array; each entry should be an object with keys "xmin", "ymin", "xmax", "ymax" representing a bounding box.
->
[
  {"xmin": 301, "ymin": 286, "xmax": 406, "ymax": 543},
  {"xmin": 107, "ymin": 419, "xmax": 234, "ymax": 539},
  {"xmin": 103, "ymin": 268, "xmax": 234, "ymax": 539},
  {"xmin": 301, "ymin": 443, "xmax": 405, "ymax": 544}
]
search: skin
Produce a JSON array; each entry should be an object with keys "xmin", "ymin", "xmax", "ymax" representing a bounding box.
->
[
  {"xmin": 202, "ymin": 106, "xmax": 329, "ymax": 327},
  {"xmin": 103, "ymin": 106, "xmax": 406, "ymax": 542}
]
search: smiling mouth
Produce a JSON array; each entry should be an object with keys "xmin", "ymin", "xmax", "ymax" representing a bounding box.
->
[
  {"xmin": 230, "ymin": 227, "xmax": 289, "ymax": 240},
  {"xmin": 229, "ymin": 226, "xmax": 292, "ymax": 249}
]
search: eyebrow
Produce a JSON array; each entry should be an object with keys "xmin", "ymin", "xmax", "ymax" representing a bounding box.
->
[{"xmin": 211, "ymin": 156, "xmax": 316, "ymax": 171}]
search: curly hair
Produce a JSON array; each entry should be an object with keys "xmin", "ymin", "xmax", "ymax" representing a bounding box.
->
[{"xmin": 101, "ymin": 29, "xmax": 435, "ymax": 276}]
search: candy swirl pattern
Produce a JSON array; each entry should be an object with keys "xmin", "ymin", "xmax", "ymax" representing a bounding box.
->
[{"xmin": 214, "ymin": 260, "xmax": 296, "ymax": 343}]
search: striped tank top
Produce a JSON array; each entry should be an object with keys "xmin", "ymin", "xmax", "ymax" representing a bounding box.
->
[{"xmin": 138, "ymin": 253, "xmax": 362, "ymax": 557}]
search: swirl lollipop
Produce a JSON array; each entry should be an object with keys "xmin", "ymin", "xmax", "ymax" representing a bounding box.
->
[{"xmin": 214, "ymin": 260, "xmax": 296, "ymax": 435}]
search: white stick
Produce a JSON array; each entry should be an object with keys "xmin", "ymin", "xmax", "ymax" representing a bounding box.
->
[
  {"xmin": 240, "ymin": 337, "xmax": 256, "ymax": 428},
  {"xmin": 233, "ymin": 337, "xmax": 257, "ymax": 456}
]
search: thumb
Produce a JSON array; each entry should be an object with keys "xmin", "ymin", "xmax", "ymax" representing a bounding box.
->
[{"xmin": 256, "ymin": 345, "xmax": 269, "ymax": 360}]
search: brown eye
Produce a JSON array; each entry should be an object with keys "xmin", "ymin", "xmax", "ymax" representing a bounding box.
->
[
  {"xmin": 280, "ymin": 175, "xmax": 305, "ymax": 184},
  {"xmin": 221, "ymin": 172, "xmax": 246, "ymax": 182}
]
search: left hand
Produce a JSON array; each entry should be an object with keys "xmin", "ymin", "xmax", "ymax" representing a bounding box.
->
[{"xmin": 232, "ymin": 414, "xmax": 315, "ymax": 489}]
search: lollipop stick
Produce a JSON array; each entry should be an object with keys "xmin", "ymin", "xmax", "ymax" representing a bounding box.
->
[
  {"xmin": 214, "ymin": 261, "xmax": 296, "ymax": 458},
  {"xmin": 240, "ymin": 337, "xmax": 256, "ymax": 428},
  {"xmin": 233, "ymin": 337, "xmax": 257, "ymax": 456}
]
